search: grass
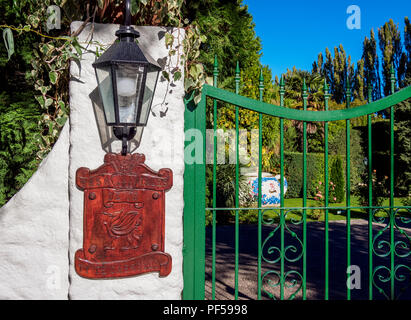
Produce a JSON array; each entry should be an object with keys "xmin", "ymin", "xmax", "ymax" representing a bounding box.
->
[{"xmin": 218, "ymin": 196, "xmax": 410, "ymax": 224}]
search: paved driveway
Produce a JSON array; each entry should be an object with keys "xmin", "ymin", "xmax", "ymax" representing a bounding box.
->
[{"xmin": 205, "ymin": 219, "xmax": 411, "ymax": 300}]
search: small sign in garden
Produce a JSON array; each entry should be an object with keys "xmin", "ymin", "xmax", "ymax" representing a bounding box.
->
[{"xmin": 244, "ymin": 172, "xmax": 288, "ymax": 207}]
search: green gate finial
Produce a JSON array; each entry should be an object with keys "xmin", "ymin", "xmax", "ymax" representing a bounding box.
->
[
  {"xmin": 346, "ymin": 75, "xmax": 351, "ymax": 108},
  {"xmin": 323, "ymin": 79, "xmax": 330, "ymax": 111},
  {"xmin": 323, "ymin": 78, "xmax": 329, "ymax": 93},
  {"xmin": 302, "ymin": 78, "xmax": 308, "ymax": 110},
  {"xmin": 302, "ymin": 78, "xmax": 307, "ymax": 91},
  {"xmin": 213, "ymin": 55, "xmax": 219, "ymax": 87},
  {"xmin": 279, "ymin": 75, "xmax": 285, "ymax": 107},
  {"xmin": 280, "ymin": 75, "xmax": 285, "ymax": 88},
  {"xmin": 235, "ymin": 61, "xmax": 240, "ymax": 94},
  {"xmin": 259, "ymin": 69, "xmax": 264, "ymax": 101}
]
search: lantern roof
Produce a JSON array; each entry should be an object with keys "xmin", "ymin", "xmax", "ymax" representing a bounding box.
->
[{"xmin": 92, "ymin": 37, "xmax": 161, "ymax": 70}]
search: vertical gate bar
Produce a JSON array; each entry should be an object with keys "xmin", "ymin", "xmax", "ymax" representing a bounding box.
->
[
  {"xmin": 257, "ymin": 69, "xmax": 264, "ymax": 300},
  {"xmin": 323, "ymin": 79, "xmax": 330, "ymax": 300},
  {"xmin": 212, "ymin": 55, "xmax": 218, "ymax": 300},
  {"xmin": 345, "ymin": 77, "xmax": 351, "ymax": 300},
  {"xmin": 367, "ymin": 80, "xmax": 373, "ymax": 300},
  {"xmin": 183, "ymin": 91, "xmax": 197, "ymax": 299},
  {"xmin": 279, "ymin": 76, "xmax": 292, "ymax": 299},
  {"xmin": 195, "ymin": 88, "xmax": 207, "ymax": 300},
  {"xmin": 280, "ymin": 117, "xmax": 286, "ymax": 299},
  {"xmin": 234, "ymin": 61, "xmax": 240, "ymax": 300},
  {"xmin": 258, "ymin": 207, "xmax": 262, "ymax": 300},
  {"xmin": 302, "ymin": 79, "xmax": 308, "ymax": 300},
  {"xmin": 389, "ymin": 65, "xmax": 395, "ymax": 300}
]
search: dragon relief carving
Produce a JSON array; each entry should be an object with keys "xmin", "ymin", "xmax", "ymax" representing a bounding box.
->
[{"xmin": 101, "ymin": 209, "xmax": 143, "ymax": 251}]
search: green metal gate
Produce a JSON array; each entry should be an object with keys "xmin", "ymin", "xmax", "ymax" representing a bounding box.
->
[{"xmin": 183, "ymin": 58, "xmax": 411, "ymax": 300}]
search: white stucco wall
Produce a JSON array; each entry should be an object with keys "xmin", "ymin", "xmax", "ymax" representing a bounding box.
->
[
  {"xmin": 68, "ymin": 22, "xmax": 185, "ymax": 299},
  {"xmin": 0, "ymin": 22, "xmax": 185, "ymax": 300},
  {"xmin": 0, "ymin": 124, "xmax": 70, "ymax": 299}
]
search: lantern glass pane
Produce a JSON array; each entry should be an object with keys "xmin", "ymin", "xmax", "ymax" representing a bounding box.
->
[
  {"xmin": 139, "ymin": 65, "xmax": 160, "ymax": 125},
  {"xmin": 95, "ymin": 66, "xmax": 116, "ymax": 124},
  {"xmin": 115, "ymin": 64, "xmax": 145, "ymax": 124}
]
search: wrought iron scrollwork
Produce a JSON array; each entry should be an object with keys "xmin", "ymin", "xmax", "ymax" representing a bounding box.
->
[
  {"xmin": 261, "ymin": 208, "xmax": 305, "ymax": 300},
  {"xmin": 372, "ymin": 207, "xmax": 411, "ymax": 299}
]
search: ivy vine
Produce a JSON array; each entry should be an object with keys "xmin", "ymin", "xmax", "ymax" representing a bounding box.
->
[{"xmin": 1, "ymin": 0, "xmax": 206, "ymax": 159}]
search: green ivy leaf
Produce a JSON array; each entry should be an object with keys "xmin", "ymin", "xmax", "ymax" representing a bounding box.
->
[
  {"xmin": 28, "ymin": 15, "xmax": 40, "ymax": 28},
  {"xmin": 130, "ymin": 0, "xmax": 142, "ymax": 15},
  {"xmin": 162, "ymin": 71, "xmax": 170, "ymax": 82},
  {"xmin": 72, "ymin": 37, "xmax": 83, "ymax": 56},
  {"xmin": 35, "ymin": 95, "xmax": 45, "ymax": 107},
  {"xmin": 189, "ymin": 63, "xmax": 203, "ymax": 79},
  {"xmin": 184, "ymin": 78, "xmax": 195, "ymax": 91},
  {"xmin": 49, "ymin": 71, "xmax": 58, "ymax": 85},
  {"xmin": 173, "ymin": 71, "xmax": 182, "ymax": 82},
  {"xmin": 48, "ymin": 121, "xmax": 54, "ymax": 135},
  {"xmin": 45, "ymin": 98, "xmax": 53, "ymax": 108},
  {"xmin": 56, "ymin": 116, "xmax": 67, "ymax": 127},
  {"xmin": 40, "ymin": 86, "xmax": 49, "ymax": 95},
  {"xmin": 165, "ymin": 33, "xmax": 174, "ymax": 49},
  {"xmin": 58, "ymin": 101, "xmax": 67, "ymax": 114}
]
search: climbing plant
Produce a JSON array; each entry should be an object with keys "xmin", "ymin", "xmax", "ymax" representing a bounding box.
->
[{"xmin": 1, "ymin": 0, "xmax": 207, "ymax": 157}]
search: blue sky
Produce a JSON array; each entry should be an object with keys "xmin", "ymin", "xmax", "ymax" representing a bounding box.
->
[{"xmin": 242, "ymin": 0, "xmax": 410, "ymax": 79}]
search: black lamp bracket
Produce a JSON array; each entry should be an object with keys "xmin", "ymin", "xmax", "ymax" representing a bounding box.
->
[
  {"xmin": 115, "ymin": 0, "xmax": 140, "ymax": 41},
  {"xmin": 113, "ymin": 126, "xmax": 137, "ymax": 156}
]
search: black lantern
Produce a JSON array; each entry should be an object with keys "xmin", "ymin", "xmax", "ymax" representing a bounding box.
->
[{"xmin": 93, "ymin": 0, "xmax": 161, "ymax": 155}]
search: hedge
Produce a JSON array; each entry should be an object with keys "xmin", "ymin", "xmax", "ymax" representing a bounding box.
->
[{"xmin": 282, "ymin": 152, "xmax": 347, "ymax": 199}]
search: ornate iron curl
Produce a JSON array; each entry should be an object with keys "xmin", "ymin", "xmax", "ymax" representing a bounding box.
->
[
  {"xmin": 261, "ymin": 209, "xmax": 281, "ymax": 264},
  {"xmin": 372, "ymin": 208, "xmax": 392, "ymax": 258},
  {"xmin": 393, "ymin": 208, "xmax": 411, "ymax": 258},
  {"xmin": 393, "ymin": 264, "xmax": 411, "ymax": 300},
  {"xmin": 261, "ymin": 209, "xmax": 304, "ymax": 264},
  {"xmin": 283, "ymin": 270, "xmax": 303, "ymax": 300},
  {"xmin": 283, "ymin": 210, "xmax": 304, "ymax": 263},
  {"xmin": 372, "ymin": 265, "xmax": 392, "ymax": 300},
  {"xmin": 261, "ymin": 270, "xmax": 281, "ymax": 300},
  {"xmin": 261, "ymin": 208, "xmax": 280, "ymax": 225}
]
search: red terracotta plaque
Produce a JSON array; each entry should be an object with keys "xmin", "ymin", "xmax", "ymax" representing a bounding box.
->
[{"xmin": 75, "ymin": 153, "xmax": 173, "ymax": 279}]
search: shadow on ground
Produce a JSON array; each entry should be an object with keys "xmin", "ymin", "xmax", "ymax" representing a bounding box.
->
[{"xmin": 205, "ymin": 219, "xmax": 411, "ymax": 300}]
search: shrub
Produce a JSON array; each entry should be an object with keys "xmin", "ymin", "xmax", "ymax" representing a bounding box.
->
[
  {"xmin": 330, "ymin": 156, "xmax": 345, "ymax": 203},
  {"xmin": 0, "ymin": 106, "xmax": 40, "ymax": 207},
  {"xmin": 354, "ymin": 169, "xmax": 388, "ymax": 207},
  {"xmin": 281, "ymin": 152, "xmax": 346, "ymax": 199},
  {"xmin": 282, "ymin": 152, "xmax": 324, "ymax": 198}
]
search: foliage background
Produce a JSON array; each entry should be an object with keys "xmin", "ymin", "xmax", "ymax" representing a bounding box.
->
[{"xmin": 0, "ymin": 0, "xmax": 410, "ymax": 210}]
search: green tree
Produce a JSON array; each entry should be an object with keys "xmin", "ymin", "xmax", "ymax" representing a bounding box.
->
[
  {"xmin": 330, "ymin": 156, "xmax": 345, "ymax": 203},
  {"xmin": 402, "ymin": 17, "xmax": 411, "ymax": 87},
  {"xmin": 395, "ymin": 98, "xmax": 411, "ymax": 196},
  {"xmin": 354, "ymin": 58, "xmax": 365, "ymax": 101},
  {"xmin": 362, "ymin": 29, "xmax": 382, "ymax": 100},
  {"xmin": 378, "ymin": 19, "xmax": 403, "ymax": 95}
]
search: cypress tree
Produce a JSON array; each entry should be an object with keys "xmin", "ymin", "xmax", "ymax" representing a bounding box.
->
[
  {"xmin": 323, "ymin": 48, "xmax": 334, "ymax": 94},
  {"xmin": 355, "ymin": 59, "xmax": 365, "ymax": 101},
  {"xmin": 330, "ymin": 156, "xmax": 345, "ymax": 203},
  {"xmin": 362, "ymin": 29, "xmax": 382, "ymax": 100},
  {"xmin": 402, "ymin": 17, "xmax": 411, "ymax": 86},
  {"xmin": 378, "ymin": 19, "xmax": 402, "ymax": 95}
]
